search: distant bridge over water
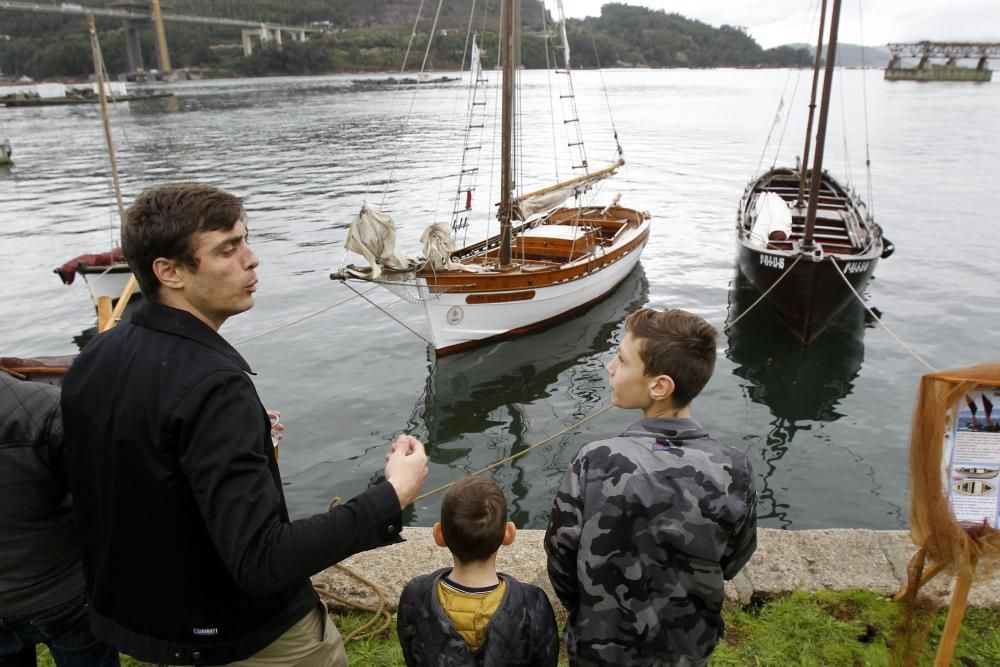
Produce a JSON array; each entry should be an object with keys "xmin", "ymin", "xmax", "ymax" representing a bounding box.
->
[
  {"xmin": 0, "ymin": 0, "xmax": 326, "ymax": 75},
  {"xmin": 885, "ymin": 42, "xmax": 999, "ymax": 82}
]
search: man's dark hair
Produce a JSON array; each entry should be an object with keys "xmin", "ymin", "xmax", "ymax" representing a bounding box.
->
[
  {"xmin": 624, "ymin": 307, "xmax": 718, "ymax": 407},
  {"xmin": 440, "ymin": 476, "xmax": 508, "ymax": 563},
  {"xmin": 122, "ymin": 183, "xmax": 245, "ymax": 300}
]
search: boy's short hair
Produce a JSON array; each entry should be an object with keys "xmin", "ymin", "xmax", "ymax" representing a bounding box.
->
[
  {"xmin": 440, "ymin": 476, "xmax": 508, "ymax": 563},
  {"xmin": 123, "ymin": 183, "xmax": 245, "ymax": 301},
  {"xmin": 624, "ymin": 307, "xmax": 718, "ymax": 407}
]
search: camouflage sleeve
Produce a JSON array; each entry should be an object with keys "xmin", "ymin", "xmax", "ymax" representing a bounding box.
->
[
  {"xmin": 545, "ymin": 452, "xmax": 587, "ymax": 609},
  {"xmin": 721, "ymin": 460, "xmax": 758, "ymax": 580},
  {"xmin": 529, "ymin": 587, "xmax": 560, "ymax": 667}
]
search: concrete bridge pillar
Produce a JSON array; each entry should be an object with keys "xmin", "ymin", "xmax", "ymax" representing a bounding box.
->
[
  {"xmin": 123, "ymin": 19, "xmax": 146, "ymax": 72},
  {"xmin": 241, "ymin": 29, "xmax": 256, "ymax": 56}
]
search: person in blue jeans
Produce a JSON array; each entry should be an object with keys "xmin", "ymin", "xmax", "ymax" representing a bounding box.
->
[{"xmin": 0, "ymin": 369, "xmax": 119, "ymax": 667}]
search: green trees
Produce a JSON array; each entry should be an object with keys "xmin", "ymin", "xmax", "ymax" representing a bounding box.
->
[{"xmin": 0, "ymin": 1, "xmax": 810, "ymax": 80}]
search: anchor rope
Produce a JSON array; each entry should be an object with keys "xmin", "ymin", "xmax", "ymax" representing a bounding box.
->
[{"xmin": 829, "ymin": 257, "xmax": 935, "ymax": 371}]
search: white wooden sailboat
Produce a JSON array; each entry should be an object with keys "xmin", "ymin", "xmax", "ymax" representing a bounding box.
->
[{"xmin": 334, "ymin": 0, "xmax": 651, "ymax": 356}]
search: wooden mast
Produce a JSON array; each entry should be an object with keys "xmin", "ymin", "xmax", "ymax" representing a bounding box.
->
[
  {"xmin": 498, "ymin": 0, "xmax": 516, "ymax": 267},
  {"xmin": 797, "ymin": 0, "xmax": 827, "ymax": 206},
  {"xmin": 88, "ymin": 14, "xmax": 137, "ymax": 332},
  {"xmin": 802, "ymin": 0, "xmax": 842, "ymax": 251}
]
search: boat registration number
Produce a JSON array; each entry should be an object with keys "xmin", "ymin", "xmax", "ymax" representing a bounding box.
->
[
  {"xmin": 759, "ymin": 255, "xmax": 785, "ymax": 270},
  {"xmin": 844, "ymin": 261, "xmax": 869, "ymax": 274}
]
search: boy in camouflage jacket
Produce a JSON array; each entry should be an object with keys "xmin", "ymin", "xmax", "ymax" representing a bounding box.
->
[
  {"xmin": 545, "ymin": 308, "xmax": 757, "ymax": 666},
  {"xmin": 398, "ymin": 476, "xmax": 558, "ymax": 666}
]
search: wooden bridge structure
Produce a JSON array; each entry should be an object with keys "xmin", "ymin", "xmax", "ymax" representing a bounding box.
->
[
  {"xmin": 885, "ymin": 42, "xmax": 999, "ymax": 82},
  {"xmin": 0, "ymin": 0, "xmax": 326, "ymax": 76}
]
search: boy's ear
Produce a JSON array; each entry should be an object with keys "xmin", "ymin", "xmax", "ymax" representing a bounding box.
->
[
  {"xmin": 432, "ymin": 522, "xmax": 447, "ymax": 548},
  {"xmin": 648, "ymin": 373, "xmax": 676, "ymax": 402},
  {"xmin": 502, "ymin": 521, "xmax": 516, "ymax": 546}
]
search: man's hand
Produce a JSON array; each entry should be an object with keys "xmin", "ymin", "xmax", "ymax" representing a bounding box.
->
[{"xmin": 384, "ymin": 434, "xmax": 428, "ymax": 508}]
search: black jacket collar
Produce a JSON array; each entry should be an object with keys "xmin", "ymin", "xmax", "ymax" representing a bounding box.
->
[{"xmin": 129, "ymin": 302, "xmax": 253, "ymax": 374}]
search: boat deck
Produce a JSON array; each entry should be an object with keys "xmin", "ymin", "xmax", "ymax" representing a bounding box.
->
[
  {"xmin": 448, "ymin": 206, "xmax": 645, "ymax": 270},
  {"xmin": 743, "ymin": 170, "xmax": 871, "ymax": 256}
]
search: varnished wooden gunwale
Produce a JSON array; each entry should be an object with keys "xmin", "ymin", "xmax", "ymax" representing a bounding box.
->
[{"xmin": 419, "ymin": 219, "xmax": 649, "ymax": 293}]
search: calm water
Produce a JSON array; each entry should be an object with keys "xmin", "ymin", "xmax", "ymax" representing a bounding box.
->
[{"xmin": 2, "ymin": 69, "xmax": 998, "ymax": 530}]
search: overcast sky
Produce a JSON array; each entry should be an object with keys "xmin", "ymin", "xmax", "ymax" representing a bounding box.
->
[{"xmin": 557, "ymin": 1, "xmax": 1000, "ymax": 49}]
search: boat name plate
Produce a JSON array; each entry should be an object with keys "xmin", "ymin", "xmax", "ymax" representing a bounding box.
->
[{"xmin": 759, "ymin": 254, "xmax": 785, "ymax": 270}]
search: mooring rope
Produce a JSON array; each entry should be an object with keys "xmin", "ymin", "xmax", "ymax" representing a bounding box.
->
[
  {"xmin": 317, "ymin": 401, "xmax": 614, "ymax": 639},
  {"xmin": 723, "ymin": 254, "xmax": 803, "ymax": 332},
  {"xmin": 829, "ymin": 257, "xmax": 935, "ymax": 371},
  {"xmin": 415, "ymin": 402, "xmax": 613, "ymax": 502}
]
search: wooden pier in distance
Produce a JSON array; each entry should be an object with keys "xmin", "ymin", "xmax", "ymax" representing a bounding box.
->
[{"xmin": 885, "ymin": 42, "xmax": 998, "ymax": 82}]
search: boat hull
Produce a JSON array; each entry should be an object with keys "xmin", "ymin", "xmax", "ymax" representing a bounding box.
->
[
  {"xmin": 736, "ymin": 243, "xmax": 878, "ymax": 345},
  {"xmin": 736, "ymin": 168, "xmax": 883, "ymax": 344},
  {"xmin": 419, "ymin": 222, "xmax": 649, "ymax": 355}
]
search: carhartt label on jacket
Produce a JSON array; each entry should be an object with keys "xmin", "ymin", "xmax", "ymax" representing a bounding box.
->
[{"xmin": 192, "ymin": 628, "xmax": 219, "ymax": 636}]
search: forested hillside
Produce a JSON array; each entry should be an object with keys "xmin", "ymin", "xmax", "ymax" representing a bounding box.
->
[{"xmin": 0, "ymin": 1, "xmax": 808, "ymax": 80}]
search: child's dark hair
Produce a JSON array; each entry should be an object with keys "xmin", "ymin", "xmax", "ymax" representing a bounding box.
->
[
  {"xmin": 624, "ymin": 307, "xmax": 718, "ymax": 407},
  {"xmin": 440, "ymin": 476, "xmax": 508, "ymax": 563}
]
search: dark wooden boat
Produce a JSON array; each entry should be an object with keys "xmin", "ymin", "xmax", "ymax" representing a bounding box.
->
[{"xmin": 735, "ymin": 0, "xmax": 892, "ymax": 345}]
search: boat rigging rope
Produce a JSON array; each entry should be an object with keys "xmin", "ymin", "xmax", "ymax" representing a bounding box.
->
[
  {"xmin": 723, "ymin": 254, "xmax": 803, "ymax": 332},
  {"xmin": 829, "ymin": 257, "xmax": 935, "ymax": 371},
  {"xmin": 340, "ymin": 280, "xmax": 433, "ymax": 345},
  {"xmin": 233, "ymin": 286, "xmax": 377, "ymax": 347},
  {"xmin": 419, "ymin": 0, "xmax": 447, "ymax": 75},
  {"xmin": 856, "ymin": 0, "xmax": 876, "ymax": 216}
]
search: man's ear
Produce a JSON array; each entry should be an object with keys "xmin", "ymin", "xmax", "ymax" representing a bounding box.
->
[
  {"xmin": 648, "ymin": 373, "xmax": 676, "ymax": 402},
  {"xmin": 152, "ymin": 257, "xmax": 184, "ymax": 291},
  {"xmin": 502, "ymin": 521, "xmax": 516, "ymax": 546},
  {"xmin": 432, "ymin": 522, "xmax": 447, "ymax": 548}
]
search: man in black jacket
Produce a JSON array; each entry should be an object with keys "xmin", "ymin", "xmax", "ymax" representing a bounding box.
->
[
  {"xmin": 61, "ymin": 183, "xmax": 428, "ymax": 666},
  {"xmin": 0, "ymin": 369, "xmax": 120, "ymax": 666}
]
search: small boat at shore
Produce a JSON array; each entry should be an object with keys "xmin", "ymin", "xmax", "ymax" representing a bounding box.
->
[
  {"xmin": 735, "ymin": 0, "xmax": 892, "ymax": 345},
  {"xmin": 56, "ymin": 16, "xmax": 140, "ymax": 325}
]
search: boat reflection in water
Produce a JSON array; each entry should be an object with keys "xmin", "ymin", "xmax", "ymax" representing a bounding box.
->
[
  {"xmin": 725, "ymin": 268, "xmax": 870, "ymax": 527},
  {"xmin": 404, "ymin": 265, "xmax": 649, "ymax": 526}
]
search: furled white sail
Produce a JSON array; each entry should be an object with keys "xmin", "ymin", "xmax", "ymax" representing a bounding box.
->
[
  {"xmin": 344, "ymin": 203, "xmax": 414, "ymax": 279},
  {"xmin": 513, "ymin": 159, "xmax": 623, "ymax": 220}
]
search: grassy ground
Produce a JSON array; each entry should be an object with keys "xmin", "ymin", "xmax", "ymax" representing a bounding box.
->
[{"xmin": 37, "ymin": 590, "xmax": 1000, "ymax": 666}]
